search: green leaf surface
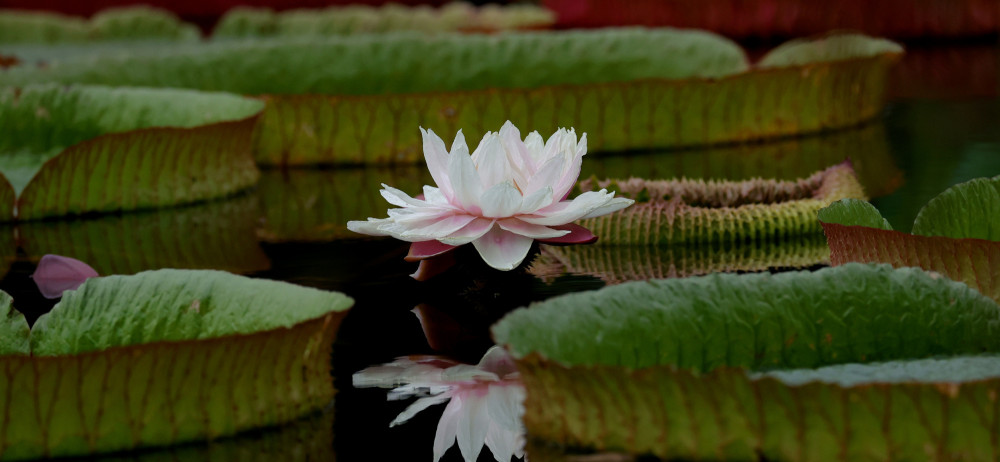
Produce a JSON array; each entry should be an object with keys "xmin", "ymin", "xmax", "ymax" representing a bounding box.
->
[
  {"xmin": 0, "ymin": 6, "xmax": 199, "ymax": 44},
  {"xmin": 31, "ymin": 269, "xmax": 352, "ymax": 356},
  {"xmin": 575, "ymin": 162, "xmax": 865, "ymax": 245},
  {"xmin": 0, "ymin": 294, "xmax": 27, "ymax": 355},
  {"xmin": 530, "ymin": 236, "xmax": 830, "ymax": 285},
  {"xmin": 496, "ymin": 264, "xmax": 997, "ymax": 370},
  {"xmin": 759, "ymin": 33, "xmax": 903, "ymax": 68},
  {"xmin": 213, "ymin": 2, "xmax": 554, "ymax": 38},
  {"xmin": 816, "ymin": 198, "xmax": 892, "ymax": 230},
  {"xmin": 0, "ymin": 29, "xmax": 749, "ymax": 94},
  {"xmin": 0, "ymin": 270, "xmax": 352, "ymax": 460},
  {"xmin": 912, "ymin": 175, "xmax": 1000, "ymax": 240},
  {"xmin": 0, "ymin": 84, "xmax": 264, "ymax": 220},
  {"xmin": 494, "ymin": 264, "xmax": 1000, "ymax": 460}
]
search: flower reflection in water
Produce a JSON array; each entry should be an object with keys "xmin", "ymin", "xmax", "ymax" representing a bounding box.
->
[{"xmin": 353, "ymin": 346, "xmax": 526, "ymax": 462}]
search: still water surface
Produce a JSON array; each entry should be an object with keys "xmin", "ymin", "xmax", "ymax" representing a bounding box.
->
[{"xmin": 1, "ymin": 42, "xmax": 998, "ymax": 461}]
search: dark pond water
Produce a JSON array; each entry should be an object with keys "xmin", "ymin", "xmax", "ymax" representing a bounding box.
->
[{"xmin": 2, "ymin": 42, "xmax": 999, "ymax": 461}]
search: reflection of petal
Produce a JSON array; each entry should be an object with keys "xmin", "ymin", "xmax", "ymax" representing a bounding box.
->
[
  {"xmin": 485, "ymin": 422, "xmax": 517, "ymax": 462},
  {"xmin": 390, "ymin": 394, "xmax": 452, "ymax": 427},
  {"xmin": 456, "ymin": 391, "xmax": 491, "ymax": 462},
  {"xmin": 434, "ymin": 398, "xmax": 463, "ymax": 462},
  {"xmin": 472, "ymin": 226, "xmax": 535, "ymax": 270}
]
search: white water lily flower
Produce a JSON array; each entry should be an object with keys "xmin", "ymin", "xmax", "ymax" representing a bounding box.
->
[
  {"xmin": 353, "ymin": 347, "xmax": 526, "ymax": 462},
  {"xmin": 347, "ymin": 121, "xmax": 633, "ymax": 271}
]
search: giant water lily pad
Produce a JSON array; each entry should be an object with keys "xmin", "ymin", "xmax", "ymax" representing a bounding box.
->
[
  {"xmin": 0, "ymin": 269, "xmax": 352, "ymax": 460},
  {"xmin": 0, "ymin": 30, "xmax": 901, "ymax": 165},
  {"xmin": 213, "ymin": 2, "xmax": 554, "ymax": 37},
  {"xmin": 493, "ymin": 263, "xmax": 1000, "ymax": 460},
  {"xmin": 582, "ymin": 122, "xmax": 900, "ymax": 198},
  {"xmin": 0, "ymin": 6, "xmax": 199, "ymax": 44},
  {"xmin": 575, "ymin": 161, "xmax": 865, "ymax": 245},
  {"xmin": 530, "ymin": 236, "xmax": 829, "ymax": 285},
  {"xmin": 0, "ymin": 85, "xmax": 264, "ymax": 221},
  {"xmin": 820, "ymin": 175, "xmax": 1000, "ymax": 303}
]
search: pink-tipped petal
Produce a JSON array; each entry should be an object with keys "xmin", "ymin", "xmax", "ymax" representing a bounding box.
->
[
  {"xmin": 471, "ymin": 226, "xmax": 535, "ymax": 271},
  {"xmin": 439, "ymin": 217, "xmax": 495, "ymax": 246},
  {"xmin": 523, "ymin": 154, "xmax": 565, "ymax": 197},
  {"xmin": 552, "ymin": 149, "xmax": 584, "ymax": 200},
  {"xmin": 520, "ymin": 186, "xmax": 554, "ymax": 214},
  {"xmin": 401, "ymin": 214, "xmax": 478, "ymax": 241},
  {"xmin": 498, "ymin": 218, "xmax": 569, "ymax": 239},
  {"xmin": 538, "ymin": 223, "xmax": 598, "ymax": 245},
  {"xmin": 405, "ymin": 240, "xmax": 458, "ymax": 262},
  {"xmin": 422, "ymin": 127, "xmax": 454, "ymax": 200},
  {"xmin": 32, "ymin": 254, "xmax": 99, "ymax": 299}
]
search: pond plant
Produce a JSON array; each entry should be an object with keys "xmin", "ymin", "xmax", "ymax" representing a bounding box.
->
[
  {"xmin": 347, "ymin": 121, "xmax": 634, "ymax": 276},
  {"xmin": 0, "ymin": 6, "xmax": 198, "ymax": 44},
  {"xmin": 820, "ymin": 175, "xmax": 1000, "ymax": 303},
  {"xmin": 0, "ymin": 84, "xmax": 263, "ymax": 220},
  {"xmin": 576, "ymin": 161, "xmax": 865, "ymax": 245},
  {"xmin": 0, "ymin": 30, "xmax": 901, "ymax": 165},
  {"xmin": 213, "ymin": 2, "xmax": 555, "ymax": 37},
  {"xmin": 493, "ymin": 263, "xmax": 1000, "ymax": 460},
  {"xmin": 0, "ymin": 269, "xmax": 352, "ymax": 460}
]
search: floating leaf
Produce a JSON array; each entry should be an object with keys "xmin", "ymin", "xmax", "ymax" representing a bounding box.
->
[
  {"xmin": 31, "ymin": 254, "xmax": 99, "ymax": 299},
  {"xmin": 541, "ymin": 0, "xmax": 1000, "ymax": 38},
  {"xmin": 581, "ymin": 122, "xmax": 901, "ymax": 199},
  {"xmin": 0, "ymin": 84, "xmax": 264, "ymax": 220},
  {"xmin": 0, "ymin": 31, "xmax": 900, "ymax": 165},
  {"xmin": 0, "ymin": 269, "xmax": 352, "ymax": 460},
  {"xmin": 493, "ymin": 264, "xmax": 1000, "ymax": 460},
  {"xmin": 19, "ymin": 194, "xmax": 270, "ymax": 275},
  {"xmin": 758, "ymin": 34, "xmax": 903, "ymax": 68},
  {"xmin": 530, "ymin": 236, "xmax": 829, "ymax": 285},
  {"xmin": 911, "ymin": 176, "xmax": 1000, "ymax": 240},
  {"xmin": 213, "ymin": 2, "xmax": 554, "ymax": 38},
  {"xmin": 0, "ymin": 294, "xmax": 27, "ymax": 355},
  {"xmin": 816, "ymin": 198, "xmax": 892, "ymax": 230},
  {"xmin": 0, "ymin": 6, "xmax": 199, "ymax": 44},
  {"xmin": 820, "ymin": 176, "xmax": 1000, "ymax": 303},
  {"xmin": 575, "ymin": 161, "xmax": 865, "ymax": 245}
]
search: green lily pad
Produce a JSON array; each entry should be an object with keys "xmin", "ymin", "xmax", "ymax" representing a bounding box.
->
[
  {"xmin": 0, "ymin": 6, "xmax": 199, "ymax": 44},
  {"xmin": 0, "ymin": 84, "xmax": 264, "ymax": 220},
  {"xmin": 530, "ymin": 236, "xmax": 830, "ymax": 285},
  {"xmin": 493, "ymin": 263, "xmax": 1000, "ymax": 460},
  {"xmin": 820, "ymin": 176, "xmax": 1000, "ymax": 303},
  {"xmin": 0, "ymin": 30, "xmax": 901, "ymax": 165},
  {"xmin": 0, "ymin": 269, "xmax": 352, "ymax": 460},
  {"xmin": 581, "ymin": 122, "xmax": 901, "ymax": 199},
  {"xmin": 575, "ymin": 161, "xmax": 865, "ymax": 245},
  {"xmin": 18, "ymin": 194, "xmax": 270, "ymax": 275},
  {"xmin": 213, "ymin": 2, "xmax": 554, "ymax": 38},
  {"xmin": 0, "ymin": 295, "xmax": 27, "ymax": 355}
]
